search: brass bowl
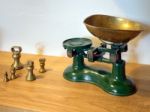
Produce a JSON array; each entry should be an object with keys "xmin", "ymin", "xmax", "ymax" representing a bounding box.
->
[{"xmin": 84, "ymin": 14, "xmax": 143, "ymax": 43}]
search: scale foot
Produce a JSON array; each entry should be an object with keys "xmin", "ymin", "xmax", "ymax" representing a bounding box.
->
[{"xmin": 64, "ymin": 66, "xmax": 136, "ymax": 96}]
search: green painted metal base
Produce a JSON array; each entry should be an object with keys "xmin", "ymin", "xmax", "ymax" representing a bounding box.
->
[
  {"xmin": 63, "ymin": 38, "xmax": 136, "ymax": 96},
  {"xmin": 64, "ymin": 65, "xmax": 136, "ymax": 96}
]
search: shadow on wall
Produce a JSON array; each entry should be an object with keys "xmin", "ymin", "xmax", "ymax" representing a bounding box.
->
[
  {"xmin": 91, "ymin": 36, "xmax": 101, "ymax": 47},
  {"xmin": 127, "ymin": 22, "xmax": 150, "ymax": 63},
  {"xmin": 114, "ymin": 0, "xmax": 150, "ymax": 64}
]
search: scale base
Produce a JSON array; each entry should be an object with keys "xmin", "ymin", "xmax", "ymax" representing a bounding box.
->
[{"xmin": 64, "ymin": 66, "xmax": 136, "ymax": 96}]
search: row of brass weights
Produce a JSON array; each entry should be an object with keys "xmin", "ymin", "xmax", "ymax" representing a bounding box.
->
[{"xmin": 3, "ymin": 46, "xmax": 46, "ymax": 82}]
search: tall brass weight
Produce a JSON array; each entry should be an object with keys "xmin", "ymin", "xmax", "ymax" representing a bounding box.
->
[{"xmin": 11, "ymin": 46, "xmax": 24, "ymax": 70}]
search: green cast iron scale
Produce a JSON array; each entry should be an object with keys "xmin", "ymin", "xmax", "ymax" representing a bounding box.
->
[{"xmin": 63, "ymin": 14, "xmax": 143, "ymax": 96}]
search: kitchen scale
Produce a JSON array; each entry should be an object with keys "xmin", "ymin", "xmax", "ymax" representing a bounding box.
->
[{"xmin": 63, "ymin": 14, "xmax": 143, "ymax": 96}]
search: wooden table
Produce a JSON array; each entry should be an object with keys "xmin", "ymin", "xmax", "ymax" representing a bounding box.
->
[{"xmin": 0, "ymin": 51, "xmax": 149, "ymax": 112}]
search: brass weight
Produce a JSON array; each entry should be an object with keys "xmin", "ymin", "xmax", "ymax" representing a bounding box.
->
[
  {"xmin": 10, "ymin": 67, "xmax": 17, "ymax": 80},
  {"xmin": 11, "ymin": 46, "xmax": 24, "ymax": 70},
  {"xmin": 39, "ymin": 58, "xmax": 46, "ymax": 73},
  {"xmin": 26, "ymin": 60, "xmax": 36, "ymax": 81},
  {"xmin": 3, "ymin": 72, "xmax": 9, "ymax": 82}
]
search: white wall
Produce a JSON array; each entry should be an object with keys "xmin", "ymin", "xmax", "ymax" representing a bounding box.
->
[{"xmin": 0, "ymin": 0, "xmax": 149, "ymax": 64}]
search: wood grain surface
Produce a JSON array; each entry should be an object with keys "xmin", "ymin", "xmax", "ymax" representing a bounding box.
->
[{"xmin": 0, "ymin": 51, "xmax": 149, "ymax": 112}]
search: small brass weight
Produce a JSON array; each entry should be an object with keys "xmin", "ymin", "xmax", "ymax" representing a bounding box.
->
[
  {"xmin": 11, "ymin": 46, "xmax": 24, "ymax": 70},
  {"xmin": 10, "ymin": 67, "xmax": 17, "ymax": 80},
  {"xmin": 3, "ymin": 72, "xmax": 9, "ymax": 82},
  {"xmin": 26, "ymin": 61, "xmax": 36, "ymax": 81},
  {"xmin": 39, "ymin": 58, "xmax": 46, "ymax": 73}
]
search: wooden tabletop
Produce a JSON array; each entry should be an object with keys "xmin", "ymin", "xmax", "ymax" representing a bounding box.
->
[{"xmin": 0, "ymin": 51, "xmax": 149, "ymax": 112}]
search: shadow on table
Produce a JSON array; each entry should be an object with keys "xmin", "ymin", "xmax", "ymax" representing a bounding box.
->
[
  {"xmin": 130, "ymin": 65, "xmax": 150, "ymax": 98},
  {"xmin": 0, "ymin": 105, "xmax": 35, "ymax": 112}
]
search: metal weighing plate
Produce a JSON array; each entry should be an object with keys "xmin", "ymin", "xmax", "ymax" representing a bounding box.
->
[{"xmin": 63, "ymin": 38, "xmax": 92, "ymax": 50}]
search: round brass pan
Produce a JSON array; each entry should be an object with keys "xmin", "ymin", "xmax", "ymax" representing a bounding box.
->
[{"xmin": 84, "ymin": 14, "xmax": 143, "ymax": 43}]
